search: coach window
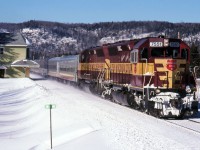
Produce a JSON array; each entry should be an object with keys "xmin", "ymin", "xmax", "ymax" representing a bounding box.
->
[
  {"xmin": 141, "ymin": 48, "xmax": 148, "ymax": 59},
  {"xmin": 130, "ymin": 49, "xmax": 138, "ymax": 63}
]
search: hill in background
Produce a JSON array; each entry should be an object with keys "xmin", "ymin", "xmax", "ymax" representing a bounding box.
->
[{"xmin": 0, "ymin": 20, "xmax": 200, "ymax": 61}]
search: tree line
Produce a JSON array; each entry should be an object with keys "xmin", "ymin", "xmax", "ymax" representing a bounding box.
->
[{"xmin": 0, "ymin": 20, "xmax": 200, "ymax": 65}]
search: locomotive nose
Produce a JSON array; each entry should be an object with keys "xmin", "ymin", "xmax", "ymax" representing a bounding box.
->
[{"xmin": 154, "ymin": 59, "xmax": 187, "ymax": 89}]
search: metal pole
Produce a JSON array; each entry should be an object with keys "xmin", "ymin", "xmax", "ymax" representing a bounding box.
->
[{"xmin": 49, "ymin": 104, "xmax": 53, "ymax": 149}]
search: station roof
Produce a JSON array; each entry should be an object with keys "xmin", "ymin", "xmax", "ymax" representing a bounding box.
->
[
  {"xmin": 49, "ymin": 55, "xmax": 79, "ymax": 62},
  {"xmin": 11, "ymin": 60, "xmax": 40, "ymax": 68},
  {"xmin": 0, "ymin": 66, "xmax": 7, "ymax": 69},
  {"xmin": 0, "ymin": 32, "xmax": 28, "ymax": 46}
]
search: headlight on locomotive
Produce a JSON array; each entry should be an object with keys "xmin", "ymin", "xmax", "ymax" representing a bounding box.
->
[{"xmin": 155, "ymin": 88, "xmax": 161, "ymax": 94}]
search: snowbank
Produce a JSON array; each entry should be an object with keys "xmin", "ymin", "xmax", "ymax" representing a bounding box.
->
[
  {"xmin": 0, "ymin": 78, "xmax": 107, "ymax": 150},
  {"xmin": 0, "ymin": 77, "xmax": 200, "ymax": 150}
]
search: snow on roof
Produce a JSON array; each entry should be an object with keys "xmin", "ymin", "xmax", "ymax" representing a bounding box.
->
[
  {"xmin": 11, "ymin": 59, "xmax": 40, "ymax": 68},
  {"xmin": 48, "ymin": 55, "xmax": 79, "ymax": 62},
  {"xmin": 0, "ymin": 66, "xmax": 7, "ymax": 69},
  {"xmin": 0, "ymin": 32, "xmax": 27, "ymax": 46},
  {"xmin": 0, "ymin": 29, "xmax": 9, "ymax": 33},
  {"xmin": 25, "ymin": 38, "xmax": 31, "ymax": 45}
]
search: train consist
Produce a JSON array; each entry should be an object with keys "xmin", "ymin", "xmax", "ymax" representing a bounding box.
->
[{"xmin": 47, "ymin": 36, "xmax": 199, "ymax": 118}]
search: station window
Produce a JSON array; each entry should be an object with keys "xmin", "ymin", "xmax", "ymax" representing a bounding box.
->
[
  {"xmin": 26, "ymin": 48, "xmax": 30, "ymax": 59},
  {"xmin": 130, "ymin": 49, "xmax": 138, "ymax": 63},
  {"xmin": 0, "ymin": 47, "xmax": 4, "ymax": 54}
]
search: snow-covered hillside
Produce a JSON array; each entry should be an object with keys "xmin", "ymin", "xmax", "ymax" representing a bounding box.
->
[
  {"xmin": 22, "ymin": 28, "xmax": 163, "ymax": 47},
  {"xmin": 2, "ymin": 21, "xmax": 200, "ymax": 60},
  {"xmin": 22, "ymin": 28, "xmax": 77, "ymax": 46},
  {"xmin": 21, "ymin": 26, "xmax": 200, "ymax": 58},
  {"xmin": 0, "ymin": 76, "xmax": 200, "ymax": 150},
  {"xmin": 182, "ymin": 32, "xmax": 200, "ymax": 43},
  {"xmin": 99, "ymin": 32, "xmax": 161, "ymax": 44},
  {"xmin": 22, "ymin": 28, "xmax": 78, "ymax": 56}
]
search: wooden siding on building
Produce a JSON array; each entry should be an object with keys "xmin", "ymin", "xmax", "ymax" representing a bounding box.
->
[
  {"xmin": 0, "ymin": 46, "xmax": 28, "ymax": 78},
  {"xmin": 0, "ymin": 32, "xmax": 29, "ymax": 78}
]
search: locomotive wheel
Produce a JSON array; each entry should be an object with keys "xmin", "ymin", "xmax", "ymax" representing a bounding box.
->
[
  {"xmin": 111, "ymin": 91, "xmax": 129, "ymax": 106},
  {"xmin": 127, "ymin": 94, "xmax": 139, "ymax": 109},
  {"xmin": 89, "ymin": 82, "xmax": 98, "ymax": 94},
  {"xmin": 139, "ymin": 100, "xmax": 146, "ymax": 112}
]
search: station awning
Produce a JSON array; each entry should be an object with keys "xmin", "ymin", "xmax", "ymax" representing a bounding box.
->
[
  {"xmin": 0, "ymin": 66, "xmax": 7, "ymax": 69},
  {"xmin": 11, "ymin": 59, "xmax": 40, "ymax": 68}
]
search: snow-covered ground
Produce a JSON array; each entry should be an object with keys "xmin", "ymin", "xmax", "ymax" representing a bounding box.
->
[{"xmin": 0, "ymin": 75, "xmax": 200, "ymax": 150}]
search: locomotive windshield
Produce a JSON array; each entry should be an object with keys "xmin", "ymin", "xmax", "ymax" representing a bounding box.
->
[{"xmin": 151, "ymin": 48, "xmax": 179, "ymax": 58}]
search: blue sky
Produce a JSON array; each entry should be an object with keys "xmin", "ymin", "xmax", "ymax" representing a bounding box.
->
[{"xmin": 0, "ymin": 0, "xmax": 199, "ymax": 23}]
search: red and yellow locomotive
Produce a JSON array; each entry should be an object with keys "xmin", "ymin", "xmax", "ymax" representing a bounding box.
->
[
  {"xmin": 48, "ymin": 36, "xmax": 199, "ymax": 118},
  {"xmin": 78, "ymin": 36, "xmax": 198, "ymax": 117}
]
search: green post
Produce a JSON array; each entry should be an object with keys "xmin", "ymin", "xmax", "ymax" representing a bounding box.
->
[
  {"xmin": 45, "ymin": 104, "xmax": 56, "ymax": 149},
  {"xmin": 49, "ymin": 104, "xmax": 53, "ymax": 149}
]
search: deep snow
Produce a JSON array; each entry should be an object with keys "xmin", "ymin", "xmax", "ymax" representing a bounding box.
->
[{"xmin": 0, "ymin": 75, "xmax": 200, "ymax": 150}]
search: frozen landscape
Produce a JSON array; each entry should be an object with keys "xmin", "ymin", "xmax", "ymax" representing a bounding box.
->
[{"xmin": 0, "ymin": 74, "xmax": 200, "ymax": 150}]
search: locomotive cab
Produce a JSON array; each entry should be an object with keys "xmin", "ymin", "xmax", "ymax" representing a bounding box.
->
[{"xmin": 130, "ymin": 37, "xmax": 191, "ymax": 89}]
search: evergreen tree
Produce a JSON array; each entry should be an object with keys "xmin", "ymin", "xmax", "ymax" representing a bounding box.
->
[{"xmin": 190, "ymin": 43, "xmax": 200, "ymax": 67}]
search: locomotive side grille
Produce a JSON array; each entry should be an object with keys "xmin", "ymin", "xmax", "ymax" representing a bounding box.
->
[
  {"xmin": 155, "ymin": 59, "xmax": 172, "ymax": 88},
  {"xmin": 174, "ymin": 63, "xmax": 186, "ymax": 88}
]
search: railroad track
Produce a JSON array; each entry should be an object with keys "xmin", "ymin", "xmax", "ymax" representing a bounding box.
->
[
  {"xmin": 112, "ymin": 99, "xmax": 200, "ymax": 135},
  {"xmin": 188, "ymin": 118, "xmax": 200, "ymax": 124},
  {"xmin": 164, "ymin": 118, "xmax": 200, "ymax": 134}
]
